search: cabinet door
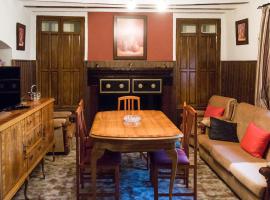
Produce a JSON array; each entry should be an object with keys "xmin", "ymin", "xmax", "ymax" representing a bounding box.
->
[
  {"xmin": 42, "ymin": 102, "xmax": 54, "ymax": 148},
  {"xmin": 1, "ymin": 121, "xmax": 27, "ymax": 196}
]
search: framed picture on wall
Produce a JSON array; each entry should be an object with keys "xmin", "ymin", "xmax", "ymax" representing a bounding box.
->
[
  {"xmin": 16, "ymin": 23, "xmax": 26, "ymax": 50},
  {"xmin": 235, "ymin": 18, "xmax": 249, "ymax": 45},
  {"xmin": 114, "ymin": 16, "xmax": 147, "ymax": 60}
]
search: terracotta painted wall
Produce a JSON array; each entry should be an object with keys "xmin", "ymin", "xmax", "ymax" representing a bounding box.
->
[{"xmin": 88, "ymin": 12, "xmax": 173, "ymax": 61}]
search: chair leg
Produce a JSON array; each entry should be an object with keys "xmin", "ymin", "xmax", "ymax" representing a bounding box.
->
[
  {"xmin": 185, "ymin": 168, "xmax": 189, "ymax": 188},
  {"xmin": 41, "ymin": 158, "xmax": 46, "ymax": 179},
  {"xmin": 146, "ymin": 152, "xmax": 149, "ymax": 170},
  {"xmin": 149, "ymin": 162, "xmax": 153, "ymax": 184},
  {"xmin": 52, "ymin": 143, "xmax": 56, "ymax": 162},
  {"xmin": 153, "ymin": 165, "xmax": 159, "ymax": 200},
  {"xmin": 24, "ymin": 176, "xmax": 30, "ymax": 200},
  {"xmin": 80, "ymin": 171, "xmax": 84, "ymax": 188},
  {"xmin": 115, "ymin": 165, "xmax": 120, "ymax": 200}
]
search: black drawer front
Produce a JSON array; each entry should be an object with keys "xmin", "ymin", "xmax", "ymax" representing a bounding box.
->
[
  {"xmin": 133, "ymin": 79, "xmax": 162, "ymax": 94},
  {"xmin": 100, "ymin": 79, "xmax": 130, "ymax": 94}
]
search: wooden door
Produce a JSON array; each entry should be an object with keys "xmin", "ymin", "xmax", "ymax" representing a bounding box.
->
[
  {"xmin": 37, "ymin": 16, "xmax": 85, "ymax": 110},
  {"xmin": 176, "ymin": 19, "xmax": 221, "ymax": 109}
]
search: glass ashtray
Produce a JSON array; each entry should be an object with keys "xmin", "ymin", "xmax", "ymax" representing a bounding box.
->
[{"xmin": 123, "ymin": 115, "xmax": 141, "ymax": 126}]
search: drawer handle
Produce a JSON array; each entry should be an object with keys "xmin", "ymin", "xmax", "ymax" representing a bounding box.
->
[
  {"xmin": 105, "ymin": 83, "xmax": 111, "ymax": 89},
  {"xmin": 119, "ymin": 83, "xmax": 124, "ymax": 89},
  {"xmin": 151, "ymin": 83, "xmax": 156, "ymax": 89},
  {"xmin": 138, "ymin": 83, "xmax": 143, "ymax": 89}
]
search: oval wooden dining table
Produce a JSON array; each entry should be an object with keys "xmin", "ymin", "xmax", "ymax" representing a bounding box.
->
[{"xmin": 89, "ymin": 110, "xmax": 182, "ymax": 199}]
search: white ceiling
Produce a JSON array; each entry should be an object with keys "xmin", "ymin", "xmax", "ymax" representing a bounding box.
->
[{"xmin": 19, "ymin": 0, "xmax": 251, "ymax": 11}]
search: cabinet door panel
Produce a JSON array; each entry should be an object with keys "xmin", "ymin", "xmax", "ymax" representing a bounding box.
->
[{"xmin": 1, "ymin": 122, "xmax": 26, "ymax": 196}]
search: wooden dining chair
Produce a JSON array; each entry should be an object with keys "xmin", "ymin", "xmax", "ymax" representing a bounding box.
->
[
  {"xmin": 117, "ymin": 95, "xmax": 150, "ymax": 168},
  {"xmin": 76, "ymin": 99, "xmax": 121, "ymax": 200},
  {"xmin": 150, "ymin": 104, "xmax": 197, "ymax": 200},
  {"xmin": 118, "ymin": 95, "xmax": 141, "ymax": 111}
]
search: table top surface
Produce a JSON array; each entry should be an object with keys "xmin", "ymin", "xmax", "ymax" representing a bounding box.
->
[{"xmin": 90, "ymin": 110, "xmax": 182, "ymax": 140}]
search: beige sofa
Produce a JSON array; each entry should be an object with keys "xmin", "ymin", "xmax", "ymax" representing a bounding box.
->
[{"xmin": 199, "ymin": 102, "xmax": 270, "ymax": 200}]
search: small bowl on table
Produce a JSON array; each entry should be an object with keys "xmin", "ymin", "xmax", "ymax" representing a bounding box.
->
[{"xmin": 123, "ymin": 115, "xmax": 141, "ymax": 126}]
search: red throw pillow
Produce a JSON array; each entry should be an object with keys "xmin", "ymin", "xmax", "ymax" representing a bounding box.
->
[
  {"xmin": 240, "ymin": 122, "xmax": 270, "ymax": 158},
  {"xmin": 204, "ymin": 105, "xmax": 225, "ymax": 118}
]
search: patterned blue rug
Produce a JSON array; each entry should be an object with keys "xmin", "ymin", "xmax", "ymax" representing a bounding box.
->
[{"xmin": 14, "ymin": 147, "xmax": 238, "ymax": 200}]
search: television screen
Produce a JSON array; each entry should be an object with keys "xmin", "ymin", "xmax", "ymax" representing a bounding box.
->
[{"xmin": 0, "ymin": 67, "xmax": 21, "ymax": 111}]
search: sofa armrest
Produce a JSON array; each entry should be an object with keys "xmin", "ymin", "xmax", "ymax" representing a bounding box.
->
[{"xmin": 259, "ymin": 166, "xmax": 270, "ymax": 200}]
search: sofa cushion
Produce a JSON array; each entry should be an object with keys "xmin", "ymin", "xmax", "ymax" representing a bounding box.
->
[
  {"xmin": 232, "ymin": 103, "xmax": 270, "ymax": 161},
  {"xmin": 204, "ymin": 105, "xmax": 224, "ymax": 118},
  {"xmin": 209, "ymin": 117, "xmax": 238, "ymax": 142},
  {"xmin": 53, "ymin": 111, "xmax": 72, "ymax": 118},
  {"xmin": 53, "ymin": 118, "xmax": 66, "ymax": 129},
  {"xmin": 211, "ymin": 143, "xmax": 265, "ymax": 170},
  {"xmin": 208, "ymin": 95, "xmax": 237, "ymax": 120},
  {"xmin": 198, "ymin": 134, "xmax": 229, "ymax": 153},
  {"xmin": 230, "ymin": 162, "xmax": 267, "ymax": 198},
  {"xmin": 240, "ymin": 122, "xmax": 270, "ymax": 158}
]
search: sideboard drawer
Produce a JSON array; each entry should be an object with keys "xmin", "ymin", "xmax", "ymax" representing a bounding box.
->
[
  {"xmin": 100, "ymin": 79, "xmax": 130, "ymax": 94},
  {"xmin": 132, "ymin": 79, "xmax": 162, "ymax": 94}
]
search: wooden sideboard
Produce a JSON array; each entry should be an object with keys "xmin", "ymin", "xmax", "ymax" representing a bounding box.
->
[{"xmin": 0, "ymin": 98, "xmax": 54, "ymax": 200}]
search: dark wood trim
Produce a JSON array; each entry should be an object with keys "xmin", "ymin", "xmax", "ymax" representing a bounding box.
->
[
  {"xmin": 86, "ymin": 60, "xmax": 175, "ymax": 69},
  {"xmin": 11, "ymin": 59, "xmax": 37, "ymax": 98},
  {"xmin": 113, "ymin": 15, "xmax": 147, "ymax": 60},
  {"xmin": 221, "ymin": 60, "xmax": 257, "ymax": 104}
]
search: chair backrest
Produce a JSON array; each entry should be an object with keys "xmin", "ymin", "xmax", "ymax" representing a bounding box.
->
[
  {"xmin": 78, "ymin": 99, "xmax": 87, "ymax": 136},
  {"xmin": 75, "ymin": 99, "xmax": 89, "ymax": 164},
  {"xmin": 118, "ymin": 96, "xmax": 141, "ymax": 111},
  {"xmin": 182, "ymin": 104, "xmax": 197, "ymax": 158}
]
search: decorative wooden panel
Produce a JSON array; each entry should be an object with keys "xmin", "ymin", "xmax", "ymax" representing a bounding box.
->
[
  {"xmin": 37, "ymin": 16, "xmax": 85, "ymax": 110},
  {"xmin": 1, "ymin": 121, "xmax": 26, "ymax": 197},
  {"xmin": 11, "ymin": 60, "xmax": 36, "ymax": 98},
  {"xmin": 221, "ymin": 61, "xmax": 257, "ymax": 104},
  {"xmin": 176, "ymin": 19, "xmax": 221, "ymax": 110}
]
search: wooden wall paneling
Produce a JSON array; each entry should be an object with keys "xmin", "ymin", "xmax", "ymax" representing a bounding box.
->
[
  {"xmin": 12, "ymin": 60, "xmax": 37, "ymax": 98},
  {"xmin": 221, "ymin": 61, "xmax": 257, "ymax": 104}
]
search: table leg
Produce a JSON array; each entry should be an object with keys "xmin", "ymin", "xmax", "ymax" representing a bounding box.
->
[
  {"xmin": 91, "ymin": 145, "xmax": 105, "ymax": 200},
  {"xmin": 165, "ymin": 149, "xmax": 178, "ymax": 200}
]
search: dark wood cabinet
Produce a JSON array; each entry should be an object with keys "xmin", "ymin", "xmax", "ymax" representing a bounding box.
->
[
  {"xmin": 37, "ymin": 16, "xmax": 85, "ymax": 110},
  {"xmin": 176, "ymin": 19, "xmax": 221, "ymax": 110},
  {"xmin": 87, "ymin": 67, "xmax": 175, "ymax": 125}
]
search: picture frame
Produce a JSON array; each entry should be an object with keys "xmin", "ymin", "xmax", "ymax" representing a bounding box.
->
[
  {"xmin": 113, "ymin": 16, "xmax": 147, "ymax": 60},
  {"xmin": 16, "ymin": 23, "xmax": 26, "ymax": 50},
  {"xmin": 235, "ymin": 18, "xmax": 249, "ymax": 45}
]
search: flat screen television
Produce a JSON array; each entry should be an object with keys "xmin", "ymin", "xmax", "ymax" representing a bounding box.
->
[{"xmin": 0, "ymin": 67, "xmax": 21, "ymax": 111}]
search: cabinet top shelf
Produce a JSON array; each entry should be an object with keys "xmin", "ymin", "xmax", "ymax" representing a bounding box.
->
[{"xmin": 0, "ymin": 98, "xmax": 54, "ymax": 131}]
